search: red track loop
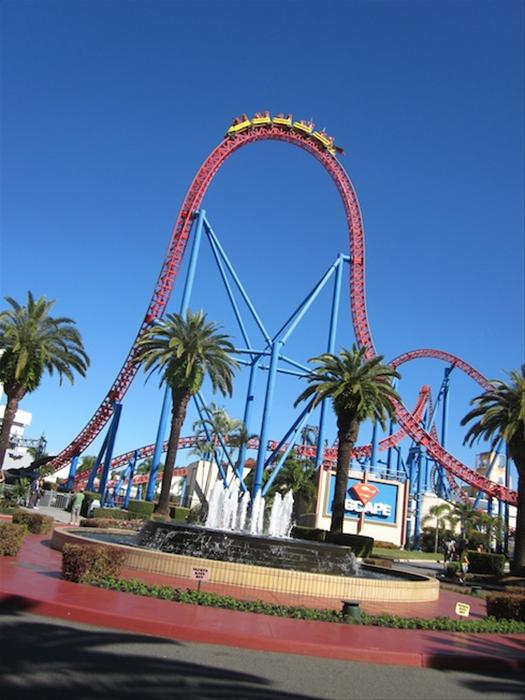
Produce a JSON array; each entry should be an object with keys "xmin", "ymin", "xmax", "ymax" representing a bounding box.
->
[{"xmin": 51, "ymin": 123, "xmax": 517, "ymax": 506}]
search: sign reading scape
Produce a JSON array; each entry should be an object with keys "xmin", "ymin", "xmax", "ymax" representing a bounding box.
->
[{"xmin": 327, "ymin": 476, "xmax": 398, "ymax": 524}]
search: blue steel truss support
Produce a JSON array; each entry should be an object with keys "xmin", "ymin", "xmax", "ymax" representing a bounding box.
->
[
  {"xmin": 236, "ymin": 356, "xmax": 260, "ymax": 480},
  {"xmin": 124, "ymin": 451, "xmax": 139, "ymax": 509},
  {"xmin": 386, "ymin": 419, "xmax": 394, "ymax": 478},
  {"xmin": 66, "ymin": 454, "xmax": 80, "ymax": 491},
  {"xmin": 473, "ymin": 438, "xmax": 504, "ymax": 510},
  {"xmin": 504, "ymin": 447, "xmax": 511, "ymax": 554},
  {"xmin": 254, "ymin": 340, "xmax": 282, "ymax": 496},
  {"xmin": 369, "ymin": 422, "xmax": 378, "ymax": 473},
  {"xmin": 204, "ymin": 217, "xmax": 271, "ymax": 345},
  {"xmin": 193, "ymin": 393, "xmax": 230, "ymax": 488},
  {"xmin": 413, "ymin": 447, "xmax": 425, "ymax": 548},
  {"xmin": 147, "ymin": 209, "xmax": 207, "ymax": 501},
  {"xmin": 98, "ymin": 402, "xmax": 123, "ymax": 498},
  {"xmin": 87, "ymin": 430, "xmax": 110, "ymax": 491},
  {"xmin": 262, "ymin": 400, "xmax": 316, "ymax": 497},
  {"xmin": 316, "ymin": 254, "xmax": 344, "ymax": 469}
]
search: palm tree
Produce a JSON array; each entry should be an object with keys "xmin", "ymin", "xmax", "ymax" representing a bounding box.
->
[
  {"xmin": 422, "ymin": 502, "xmax": 453, "ymax": 553},
  {"xmin": 461, "ymin": 365, "xmax": 525, "ymax": 575},
  {"xmin": 271, "ymin": 451, "xmax": 317, "ymax": 518},
  {"xmin": 0, "ymin": 292, "xmax": 90, "ymax": 469},
  {"xmin": 135, "ymin": 309, "xmax": 239, "ymax": 516},
  {"xmin": 294, "ymin": 345, "xmax": 401, "ymax": 533}
]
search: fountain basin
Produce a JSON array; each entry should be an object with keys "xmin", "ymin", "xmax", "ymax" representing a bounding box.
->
[
  {"xmin": 137, "ymin": 520, "xmax": 359, "ymax": 575},
  {"xmin": 51, "ymin": 525, "xmax": 439, "ymax": 603}
]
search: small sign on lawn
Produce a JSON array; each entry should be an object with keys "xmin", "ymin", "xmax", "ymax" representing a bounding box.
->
[
  {"xmin": 455, "ymin": 602, "xmax": 470, "ymax": 617},
  {"xmin": 191, "ymin": 567, "xmax": 211, "ymax": 590}
]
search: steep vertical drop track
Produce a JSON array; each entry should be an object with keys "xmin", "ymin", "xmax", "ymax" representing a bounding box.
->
[{"xmin": 48, "ymin": 120, "xmax": 517, "ymax": 506}]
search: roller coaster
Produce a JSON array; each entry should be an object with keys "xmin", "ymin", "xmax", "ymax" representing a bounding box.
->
[{"xmin": 45, "ymin": 112, "xmax": 517, "ymax": 534}]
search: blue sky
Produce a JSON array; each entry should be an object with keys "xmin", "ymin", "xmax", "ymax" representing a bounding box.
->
[{"xmin": 1, "ymin": 0, "xmax": 523, "ymax": 485}]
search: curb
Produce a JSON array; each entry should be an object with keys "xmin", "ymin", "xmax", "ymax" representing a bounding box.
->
[{"xmin": 1, "ymin": 589, "xmax": 524, "ymax": 673}]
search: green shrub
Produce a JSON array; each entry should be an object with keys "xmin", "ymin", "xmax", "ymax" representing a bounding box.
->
[
  {"xmin": 94, "ymin": 507, "xmax": 130, "ymax": 520},
  {"xmin": 486, "ymin": 593, "xmax": 525, "ymax": 622},
  {"xmin": 290, "ymin": 526, "xmax": 326, "ymax": 542},
  {"xmin": 12, "ymin": 509, "xmax": 54, "ymax": 534},
  {"xmin": 80, "ymin": 491, "xmax": 101, "ymax": 518},
  {"xmin": 325, "ymin": 532, "xmax": 374, "ymax": 557},
  {"xmin": 446, "ymin": 562, "xmax": 460, "ymax": 577},
  {"xmin": 128, "ymin": 499, "xmax": 155, "ymax": 518},
  {"xmin": 468, "ymin": 550, "xmax": 506, "ymax": 576},
  {"xmin": 172, "ymin": 506, "xmax": 190, "ymax": 522},
  {"xmin": 42, "ymin": 482, "xmax": 58, "ymax": 491},
  {"xmin": 0, "ymin": 522, "xmax": 27, "ymax": 556},
  {"xmin": 0, "ymin": 499, "xmax": 17, "ymax": 514},
  {"xmin": 62, "ymin": 543, "xmax": 127, "ymax": 583},
  {"xmin": 364, "ymin": 557, "xmax": 394, "ymax": 569},
  {"xmin": 89, "ymin": 575, "xmax": 525, "ymax": 633},
  {"xmin": 373, "ymin": 540, "xmax": 401, "ymax": 550},
  {"xmin": 79, "ymin": 518, "xmax": 143, "ymax": 530}
]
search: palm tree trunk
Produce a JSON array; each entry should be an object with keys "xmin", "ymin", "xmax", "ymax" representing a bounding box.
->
[
  {"xmin": 157, "ymin": 390, "xmax": 191, "ymax": 516},
  {"xmin": 0, "ymin": 389, "xmax": 24, "ymax": 469},
  {"xmin": 511, "ymin": 468, "xmax": 525, "ymax": 576},
  {"xmin": 331, "ymin": 414, "xmax": 359, "ymax": 533}
]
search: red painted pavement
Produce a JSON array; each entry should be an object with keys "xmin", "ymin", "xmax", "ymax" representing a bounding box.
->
[{"xmin": 1, "ymin": 524, "xmax": 523, "ymax": 671}]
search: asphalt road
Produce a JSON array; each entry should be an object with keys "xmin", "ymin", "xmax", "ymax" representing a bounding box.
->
[{"xmin": 0, "ymin": 612, "xmax": 523, "ymax": 700}]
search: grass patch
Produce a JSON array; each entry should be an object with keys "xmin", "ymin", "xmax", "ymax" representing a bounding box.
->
[{"xmin": 372, "ymin": 548, "xmax": 442, "ymax": 561}]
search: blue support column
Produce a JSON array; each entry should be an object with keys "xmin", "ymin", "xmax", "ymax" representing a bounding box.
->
[
  {"xmin": 504, "ymin": 447, "xmax": 511, "ymax": 554},
  {"xmin": 386, "ymin": 419, "xmax": 394, "ymax": 478},
  {"xmin": 87, "ymin": 431, "xmax": 110, "ymax": 491},
  {"xmin": 369, "ymin": 422, "xmax": 378, "ymax": 474},
  {"xmin": 124, "ymin": 452, "xmax": 138, "ymax": 509},
  {"xmin": 413, "ymin": 449, "xmax": 425, "ymax": 549},
  {"xmin": 253, "ymin": 340, "xmax": 282, "ymax": 496},
  {"xmin": 316, "ymin": 255, "xmax": 343, "ymax": 469},
  {"xmin": 146, "ymin": 388, "xmax": 171, "ymax": 502},
  {"xmin": 236, "ymin": 357, "xmax": 259, "ymax": 479},
  {"xmin": 66, "ymin": 454, "xmax": 80, "ymax": 491},
  {"xmin": 147, "ymin": 209, "xmax": 206, "ymax": 501},
  {"xmin": 98, "ymin": 402, "xmax": 123, "ymax": 497},
  {"xmin": 440, "ymin": 367, "xmax": 452, "ymax": 448},
  {"xmin": 179, "ymin": 477, "xmax": 187, "ymax": 507}
]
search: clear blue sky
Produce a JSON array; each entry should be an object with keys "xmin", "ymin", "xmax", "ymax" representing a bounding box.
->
[{"xmin": 1, "ymin": 0, "xmax": 523, "ymax": 484}]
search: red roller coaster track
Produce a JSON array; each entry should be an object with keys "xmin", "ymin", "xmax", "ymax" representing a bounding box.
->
[{"xmin": 49, "ymin": 121, "xmax": 517, "ymax": 507}]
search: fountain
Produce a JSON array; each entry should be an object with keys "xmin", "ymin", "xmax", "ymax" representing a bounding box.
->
[{"xmin": 51, "ymin": 480, "xmax": 440, "ymax": 602}]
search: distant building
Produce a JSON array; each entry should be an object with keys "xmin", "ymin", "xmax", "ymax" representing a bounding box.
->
[{"xmin": 0, "ymin": 385, "xmax": 33, "ymax": 470}]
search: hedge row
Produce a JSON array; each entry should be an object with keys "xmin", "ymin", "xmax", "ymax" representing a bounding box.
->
[
  {"xmin": 12, "ymin": 509, "xmax": 54, "ymax": 535},
  {"xmin": 486, "ymin": 593, "xmax": 525, "ymax": 622},
  {"xmin": 0, "ymin": 523, "xmax": 27, "ymax": 556},
  {"xmin": 62, "ymin": 543, "xmax": 127, "ymax": 583},
  {"xmin": 468, "ymin": 551, "xmax": 507, "ymax": 577},
  {"xmin": 291, "ymin": 526, "xmax": 374, "ymax": 558},
  {"xmin": 79, "ymin": 517, "xmax": 144, "ymax": 530},
  {"xmin": 89, "ymin": 575, "xmax": 525, "ymax": 633}
]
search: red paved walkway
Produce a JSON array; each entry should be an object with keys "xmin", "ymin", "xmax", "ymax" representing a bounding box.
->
[{"xmin": 1, "ymin": 524, "xmax": 524, "ymax": 671}]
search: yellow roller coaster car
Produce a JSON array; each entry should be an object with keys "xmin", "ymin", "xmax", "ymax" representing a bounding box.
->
[
  {"xmin": 226, "ymin": 114, "xmax": 252, "ymax": 136},
  {"xmin": 273, "ymin": 113, "xmax": 292, "ymax": 128},
  {"xmin": 293, "ymin": 119, "xmax": 314, "ymax": 135},
  {"xmin": 312, "ymin": 130, "xmax": 336, "ymax": 155},
  {"xmin": 251, "ymin": 111, "xmax": 272, "ymax": 127}
]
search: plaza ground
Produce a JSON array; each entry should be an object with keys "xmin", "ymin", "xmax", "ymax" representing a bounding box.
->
[{"xmin": 1, "ymin": 507, "xmax": 524, "ymax": 678}]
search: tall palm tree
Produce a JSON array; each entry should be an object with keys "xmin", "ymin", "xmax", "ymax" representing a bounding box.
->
[
  {"xmin": 135, "ymin": 309, "xmax": 239, "ymax": 516},
  {"xmin": 461, "ymin": 365, "xmax": 525, "ymax": 575},
  {"xmin": 422, "ymin": 502, "xmax": 453, "ymax": 553},
  {"xmin": 0, "ymin": 292, "xmax": 90, "ymax": 469},
  {"xmin": 294, "ymin": 345, "xmax": 401, "ymax": 533}
]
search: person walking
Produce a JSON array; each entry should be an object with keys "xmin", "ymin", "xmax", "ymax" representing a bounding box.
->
[
  {"xmin": 69, "ymin": 489, "xmax": 85, "ymax": 526},
  {"xmin": 459, "ymin": 550, "xmax": 469, "ymax": 585}
]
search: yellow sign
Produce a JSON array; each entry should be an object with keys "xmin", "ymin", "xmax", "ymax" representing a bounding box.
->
[{"xmin": 455, "ymin": 602, "xmax": 471, "ymax": 617}]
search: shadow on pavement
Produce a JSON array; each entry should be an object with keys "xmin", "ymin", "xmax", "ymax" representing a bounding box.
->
[{"xmin": 0, "ymin": 611, "xmax": 319, "ymax": 700}]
